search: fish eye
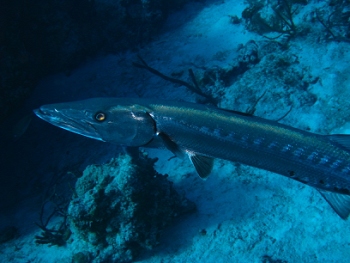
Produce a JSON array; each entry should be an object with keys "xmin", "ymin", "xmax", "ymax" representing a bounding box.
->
[{"xmin": 95, "ymin": 112, "xmax": 106, "ymax": 122}]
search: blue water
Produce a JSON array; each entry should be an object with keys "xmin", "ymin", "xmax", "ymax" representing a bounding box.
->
[{"xmin": 1, "ymin": 0, "xmax": 350, "ymax": 262}]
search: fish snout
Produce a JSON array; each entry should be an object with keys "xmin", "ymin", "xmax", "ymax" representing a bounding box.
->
[{"xmin": 34, "ymin": 106, "xmax": 55, "ymax": 117}]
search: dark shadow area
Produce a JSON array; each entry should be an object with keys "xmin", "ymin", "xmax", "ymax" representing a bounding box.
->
[{"xmin": 0, "ymin": 0, "xmax": 197, "ymax": 123}]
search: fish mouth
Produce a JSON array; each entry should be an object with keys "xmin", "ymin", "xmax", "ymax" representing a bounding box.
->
[
  {"xmin": 34, "ymin": 107, "xmax": 63, "ymax": 124},
  {"xmin": 34, "ymin": 107, "xmax": 104, "ymax": 141}
]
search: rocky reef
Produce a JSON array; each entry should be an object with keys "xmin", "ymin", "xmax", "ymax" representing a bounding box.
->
[{"xmin": 67, "ymin": 150, "xmax": 195, "ymax": 262}]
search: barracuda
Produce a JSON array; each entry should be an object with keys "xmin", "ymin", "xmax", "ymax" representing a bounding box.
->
[{"xmin": 34, "ymin": 98, "xmax": 350, "ymax": 219}]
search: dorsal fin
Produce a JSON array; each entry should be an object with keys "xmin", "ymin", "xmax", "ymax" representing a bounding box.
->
[
  {"xmin": 317, "ymin": 189, "xmax": 350, "ymax": 220},
  {"xmin": 326, "ymin": 134, "xmax": 350, "ymax": 152},
  {"xmin": 188, "ymin": 153, "xmax": 214, "ymax": 179}
]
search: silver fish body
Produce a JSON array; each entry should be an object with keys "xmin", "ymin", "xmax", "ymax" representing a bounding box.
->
[
  {"xmin": 149, "ymin": 102, "xmax": 350, "ymax": 192},
  {"xmin": 34, "ymin": 98, "xmax": 350, "ymax": 219}
]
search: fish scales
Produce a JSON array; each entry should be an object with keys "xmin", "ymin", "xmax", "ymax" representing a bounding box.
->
[{"xmin": 149, "ymin": 102, "xmax": 350, "ymax": 191}]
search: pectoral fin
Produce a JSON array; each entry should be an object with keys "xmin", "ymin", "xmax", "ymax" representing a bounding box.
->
[
  {"xmin": 157, "ymin": 132, "xmax": 185, "ymax": 158},
  {"xmin": 188, "ymin": 153, "xmax": 214, "ymax": 179},
  {"xmin": 318, "ymin": 189, "xmax": 350, "ymax": 220},
  {"xmin": 156, "ymin": 131, "xmax": 214, "ymax": 179}
]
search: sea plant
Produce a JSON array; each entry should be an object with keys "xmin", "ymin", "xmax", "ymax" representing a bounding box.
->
[
  {"xmin": 242, "ymin": 0, "xmax": 308, "ymax": 40},
  {"xmin": 314, "ymin": 0, "xmax": 350, "ymax": 42}
]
